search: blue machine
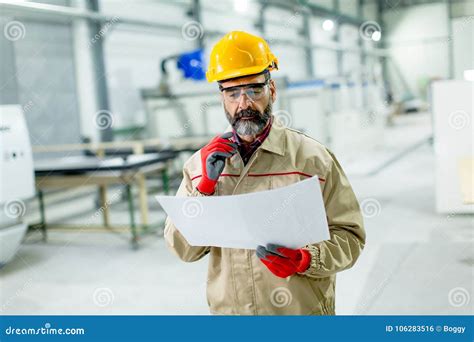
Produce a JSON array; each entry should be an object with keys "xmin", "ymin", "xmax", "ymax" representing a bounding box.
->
[{"xmin": 176, "ymin": 49, "xmax": 206, "ymax": 81}]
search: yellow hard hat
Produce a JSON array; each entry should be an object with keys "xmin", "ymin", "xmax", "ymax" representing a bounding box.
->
[{"xmin": 206, "ymin": 31, "xmax": 278, "ymax": 83}]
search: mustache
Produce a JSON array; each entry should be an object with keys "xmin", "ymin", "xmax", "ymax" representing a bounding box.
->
[
  {"xmin": 225, "ymin": 102, "xmax": 273, "ymax": 137},
  {"xmin": 232, "ymin": 109, "xmax": 264, "ymax": 123}
]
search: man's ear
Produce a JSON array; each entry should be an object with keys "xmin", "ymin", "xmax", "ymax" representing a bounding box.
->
[{"xmin": 269, "ymin": 79, "xmax": 277, "ymax": 102}]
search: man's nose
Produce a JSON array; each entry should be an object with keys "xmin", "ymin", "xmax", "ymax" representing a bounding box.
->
[{"xmin": 237, "ymin": 93, "xmax": 253, "ymax": 111}]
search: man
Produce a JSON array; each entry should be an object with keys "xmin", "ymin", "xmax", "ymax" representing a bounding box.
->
[{"xmin": 164, "ymin": 31, "xmax": 365, "ymax": 315}]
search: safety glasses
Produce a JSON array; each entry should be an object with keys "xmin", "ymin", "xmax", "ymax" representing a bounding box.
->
[{"xmin": 220, "ymin": 81, "xmax": 269, "ymax": 103}]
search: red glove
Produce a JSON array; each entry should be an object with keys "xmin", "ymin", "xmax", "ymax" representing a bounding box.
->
[
  {"xmin": 197, "ymin": 132, "xmax": 237, "ymax": 195},
  {"xmin": 256, "ymin": 244, "xmax": 311, "ymax": 278}
]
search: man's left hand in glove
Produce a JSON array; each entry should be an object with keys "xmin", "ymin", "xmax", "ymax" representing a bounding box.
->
[{"xmin": 256, "ymin": 243, "xmax": 311, "ymax": 278}]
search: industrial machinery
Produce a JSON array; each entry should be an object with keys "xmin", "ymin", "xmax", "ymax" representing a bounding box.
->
[
  {"xmin": 432, "ymin": 80, "xmax": 474, "ymax": 213},
  {"xmin": 141, "ymin": 49, "xmax": 227, "ymax": 141},
  {"xmin": 0, "ymin": 105, "xmax": 35, "ymax": 266}
]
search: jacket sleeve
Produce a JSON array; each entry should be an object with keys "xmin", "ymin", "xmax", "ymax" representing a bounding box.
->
[
  {"xmin": 300, "ymin": 149, "xmax": 366, "ymax": 278},
  {"xmin": 164, "ymin": 167, "xmax": 211, "ymax": 262}
]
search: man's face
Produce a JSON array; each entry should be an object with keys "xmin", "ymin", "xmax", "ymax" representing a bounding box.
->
[{"xmin": 220, "ymin": 73, "xmax": 277, "ymax": 137}]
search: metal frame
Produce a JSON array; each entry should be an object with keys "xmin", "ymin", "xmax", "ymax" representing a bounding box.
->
[
  {"xmin": 0, "ymin": 1, "xmax": 388, "ymax": 60},
  {"xmin": 301, "ymin": 8, "xmax": 315, "ymax": 77},
  {"xmin": 446, "ymin": 0, "xmax": 455, "ymax": 79},
  {"xmin": 334, "ymin": 0, "xmax": 344, "ymax": 76},
  {"xmin": 264, "ymin": 0, "xmax": 370, "ymax": 26},
  {"xmin": 32, "ymin": 163, "xmax": 170, "ymax": 250},
  {"xmin": 0, "ymin": 1, "xmax": 183, "ymax": 31},
  {"xmin": 87, "ymin": 0, "xmax": 113, "ymax": 142}
]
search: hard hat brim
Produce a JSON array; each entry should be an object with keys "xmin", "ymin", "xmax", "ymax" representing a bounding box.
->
[{"xmin": 206, "ymin": 63, "xmax": 276, "ymax": 83}]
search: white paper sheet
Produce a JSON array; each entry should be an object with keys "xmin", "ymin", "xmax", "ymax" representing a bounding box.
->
[{"xmin": 156, "ymin": 176, "xmax": 329, "ymax": 249}]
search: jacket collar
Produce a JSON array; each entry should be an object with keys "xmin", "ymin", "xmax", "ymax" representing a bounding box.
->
[
  {"xmin": 259, "ymin": 115, "xmax": 286, "ymax": 156},
  {"xmin": 224, "ymin": 114, "xmax": 286, "ymax": 156}
]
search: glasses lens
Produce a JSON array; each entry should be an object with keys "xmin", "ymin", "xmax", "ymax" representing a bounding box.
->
[
  {"xmin": 223, "ymin": 84, "xmax": 267, "ymax": 102},
  {"xmin": 223, "ymin": 88, "xmax": 241, "ymax": 102}
]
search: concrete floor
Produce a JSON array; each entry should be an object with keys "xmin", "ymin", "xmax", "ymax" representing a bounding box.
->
[{"xmin": 1, "ymin": 113, "xmax": 473, "ymax": 315}]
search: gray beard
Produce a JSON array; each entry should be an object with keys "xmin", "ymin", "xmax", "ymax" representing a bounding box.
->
[
  {"xmin": 234, "ymin": 119, "xmax": 264, "ymax": 136},
  {"xmin": 226, "ymin": 101, "xmax": 272, "ymax": 137}
]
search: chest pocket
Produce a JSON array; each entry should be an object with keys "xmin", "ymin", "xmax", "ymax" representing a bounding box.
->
[
  {"xmin": 239, "ymin": 174, "xmax": 273, "ymax": 194},
  {"xmin": 267, "ymin": 172, "xmax": 304, "ymax": 190},
  {"xmin": 236, "ymin": 172, "xmax": 305, "ymax": 194}
]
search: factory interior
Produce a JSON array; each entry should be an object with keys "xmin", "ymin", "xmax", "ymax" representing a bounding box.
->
[{"xmin": 0, "ymin": 0, "xmax": 473, "ymax": 316}]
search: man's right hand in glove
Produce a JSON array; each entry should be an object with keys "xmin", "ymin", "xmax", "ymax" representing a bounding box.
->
[{"xmin": 197, "ymin": 132, "xmax": 238, "ymax": 195}]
